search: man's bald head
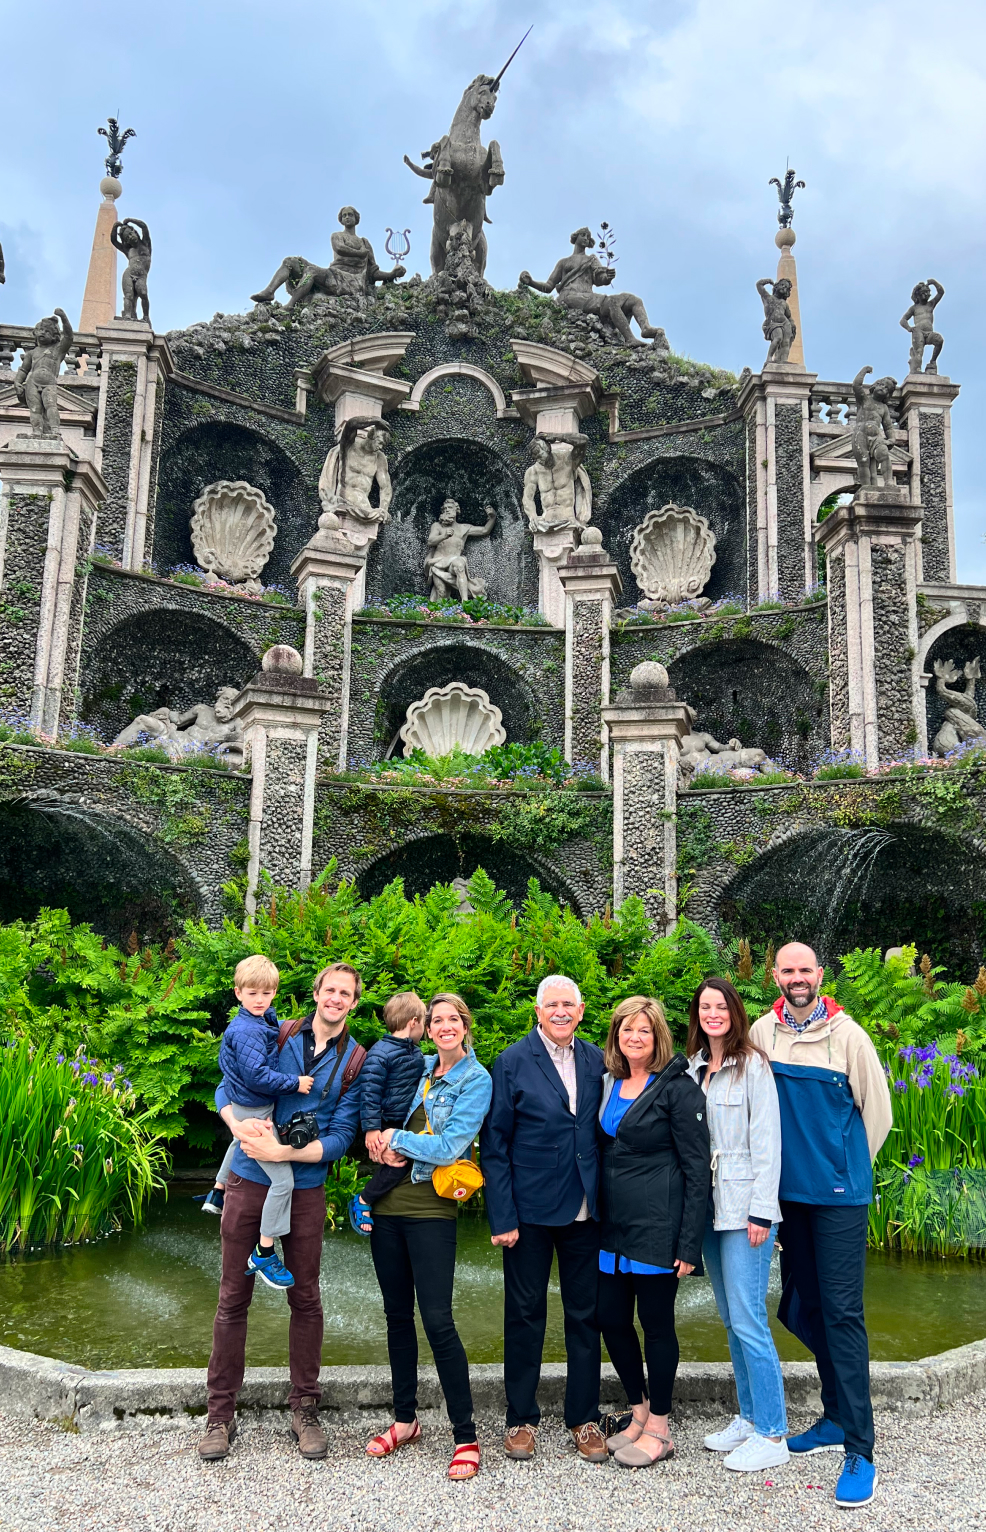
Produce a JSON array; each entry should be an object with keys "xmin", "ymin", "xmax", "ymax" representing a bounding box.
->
[{"xmin": 773, "ymin": 941, "xmax": 825, "ymax": 1016}]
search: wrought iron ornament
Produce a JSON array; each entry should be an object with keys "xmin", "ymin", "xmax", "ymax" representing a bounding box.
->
[
  {"xmin": 98, "ymin": 117, "xmax": 136, "ymax": 179},
  {"xmin": 596, "ymin": 222, "xmax": 617, "ymax": 268},
  {"xmin": 769, "ymin": 167, "xmax": 805, "ymax": 229},
  {"xmin": 385, "ymin": 228, "xmax": 411, "ymax": 264}
]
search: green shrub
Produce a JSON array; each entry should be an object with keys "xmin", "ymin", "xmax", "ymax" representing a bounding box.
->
[
  {"xmin": 814, "ymin": 762, "xmax": 866, "ymax": 781},
  {"xmin": 0, "ymin": 1037, "xmax": 168, "ymax": 1251}
]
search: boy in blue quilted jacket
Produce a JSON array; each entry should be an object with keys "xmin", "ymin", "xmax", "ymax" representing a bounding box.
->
[
  {"xmin": 200, "ymin": 955, "xmax": 313, "ymax": 1290},
  {"xmin": 349, "ymin": 991, "xmax": 426, "ymax": 1234}
]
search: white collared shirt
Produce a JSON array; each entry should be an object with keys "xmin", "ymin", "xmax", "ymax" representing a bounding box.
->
[{"xmin": 537, "ymin": 1025, "xmax": 589, "ymax": 1221}]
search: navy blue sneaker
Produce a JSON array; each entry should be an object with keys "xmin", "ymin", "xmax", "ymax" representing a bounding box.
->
[
  {"xmin": 245, "ymin": 1246, "xmax": 295, "ymax": 1288},
  {"xmin": 787, "ymin": 1416, "xmax": 845, "ymax": 1455},
  {"xmin": 196, "ymin": 1189, "xmax": 224, "ymax": 1215},
  {"xmin": 835, "ymin": 1454, "xmax": 878, "ymax": 1507}
]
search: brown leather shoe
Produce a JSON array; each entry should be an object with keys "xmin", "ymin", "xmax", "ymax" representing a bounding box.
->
[
  {"xmin": 197, "ymin": 1418, "xmax": 237, "ymax": 1461},
  {"xmin": 571, "ymin": 1421, "xmax": 608, "ymax": 1462},
  {"xmin": 291, "ymin": 1397, "xmax": 328, "ymax": 1459},
  {"xmin": 504, "ymin": 1424, "xmax": 537, "ymax": 1459}
]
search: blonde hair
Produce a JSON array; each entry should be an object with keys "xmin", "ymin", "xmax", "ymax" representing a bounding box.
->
[
  {"xmin": 426, "ymin": 992, "xmax": 475, "ymax": 1052},
  {"xmin": 604, "ymin": 995, "xmax": 674, "ymax": 1079},
  {"xmin": 383, "ymin": 991, "xmax": 426, "ymax": 1034},
  {"xmin": 234, "ymin": 954, "xmax": 279, "ymax": 991}
]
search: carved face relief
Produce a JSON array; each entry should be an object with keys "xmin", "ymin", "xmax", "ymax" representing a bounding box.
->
[
  {"xmin": 440, "ymin": 500, "xmax": 459, "ymax": 523},
  {"xmin": 629, "ymin": 503, "xmax": 717, "ymax": 606}
]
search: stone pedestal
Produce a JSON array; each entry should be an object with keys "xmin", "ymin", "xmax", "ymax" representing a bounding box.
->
[
  {"xmin": 94, "ymin": 320, "xmax": 173, "ymax": 569},
  {"xmin": 291, "ymin": 518, "xmax": 367, "ymax": 769},
  {"xmin": 815, "ymin": 487, "xmax": 924, "ymax": 766},
  {"xmin": 311, "ymin": 333, "xmax": 413, "ymax": 429},
  {"xmin": 0, "ymin": 437, "xmax": 107, "ymax": 734},
  {"xmin": 533, "ymin": 525, "xmax": 580, "ymax": 628},
  {"xmin": 739, "ymin": 363, "xmax": 817, "ymax": 602},
  {"xmin": 230, "ymin": 648, "xmax": 332, "ymax": 917},
  {"xmin": 897, "ymin": 372, "xmax": 960, "ymax": 584},
  {"xmin": 556, "ymin": 534, "xmax": 622, "ymax": 781},
  {"xmin": 602, "ymin": 663, "xmax": 691, "ymax": 930}
]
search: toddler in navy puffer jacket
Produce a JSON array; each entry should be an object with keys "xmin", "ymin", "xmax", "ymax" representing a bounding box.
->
[{"xmin": 350, "ymin": 992, "xmax": 426, "ymax": 1230}]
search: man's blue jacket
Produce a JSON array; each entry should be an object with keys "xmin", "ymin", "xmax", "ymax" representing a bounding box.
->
[{"xmin": 479, "ymin": 1026, "xmax": 605, "ymax": 1235}]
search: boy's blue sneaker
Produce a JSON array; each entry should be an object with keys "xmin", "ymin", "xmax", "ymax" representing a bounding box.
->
[
  {"xmin": 245, "ymin": 1246, "xmax": 295, "ymax": 1288},
  {"xmin": 787, "ymin": 1417, "xmax": 845, "ymax": 1454},
  {"xmin": 835, "ymin": 1454, "xmax": 878, "ymax": 1507},
  {"xmin": 196, "ymin": 1189, "xmax": 224, "ymax": 1215}
]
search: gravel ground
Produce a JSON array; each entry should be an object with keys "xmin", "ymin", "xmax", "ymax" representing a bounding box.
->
[{"xmin": 1, "ymin": 1395, "xmax": 983, "ymax": 1532}]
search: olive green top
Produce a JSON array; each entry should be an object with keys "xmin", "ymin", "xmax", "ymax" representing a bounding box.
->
[{"xmin": 372, "ymin": 1105, "xmax": 458, "ymax": 1220}]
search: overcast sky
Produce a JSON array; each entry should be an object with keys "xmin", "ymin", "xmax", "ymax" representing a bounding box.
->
[{"xmin": 3, "ymin": 0, "xmax": 985, "ymax": 576}]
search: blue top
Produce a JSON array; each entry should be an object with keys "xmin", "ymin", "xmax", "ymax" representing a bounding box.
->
[
  {"xmin": 218, "ymin": 1005, "xmax": 300, "ymax": 1107},
  {"xmin": 360, "ymin": 1033, "xmax": 427, "ymax": 1132},
  {"xmin": 599, "ymin": 1077, "xmax": 673, "ymax": 1276}
]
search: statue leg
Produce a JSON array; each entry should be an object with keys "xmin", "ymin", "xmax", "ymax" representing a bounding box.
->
[
  {"xmin": 250, "ymin": 261, "xmax": 292, "ymax": 304},
  {"xmin": 447, "ymin": 555, "xmax": 472, "ymax": 603},
  {"xmin": 121, "ymin": 269, "xmax": 136, "ymax": 320},
  {"xmin": 926, "ymin": 330, "xmax": 943, "ymax": 373},
  {"xmin": 135, "ymin": 275, "xmax": 150, "ymax": 323},
  {"xmin": 472, "ymin": 228, "xmax": 488, "ymax": 280},
  {"xmin": 598, "ymin": 295, "xmax": 642, "ymax": 345},
  {"xmin": 284, "ymin": 270, "xmax": 316, "ymax": 310},
  {"xmin": 909, "ymin": 333, "xmax": 924, "ymax": 374},
  {"xmin": 620, "ymin": 294, "xmax": 660, "ymax": 341},
  {"xmin": 873, "ymin": 441, "xmax": 893, "ymax": 487},
  {"xmin": 24, "ymin": 377, "xmax": 45, "ymax": 434},
  {"xmin": 41, "ymin": 383, "xmax": 60, "ymax": 436},
  {"xmin": 431, "ymin": 224, "xmax": 447, "ymax": 275}
]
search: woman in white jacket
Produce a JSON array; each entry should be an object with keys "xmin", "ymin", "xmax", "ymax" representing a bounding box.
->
[{"xmin": 686, "ymin": 977, "xmax": 787, "ymax": 1473}]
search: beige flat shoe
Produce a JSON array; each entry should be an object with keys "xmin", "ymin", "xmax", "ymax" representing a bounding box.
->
[
  {"xmin": 607, "ymin": 1402, "xmax": 649, "ymax": 1454},
  {"xmin": 614, "ymin": 1428, "xmax": 675, "ymax": 1468}
]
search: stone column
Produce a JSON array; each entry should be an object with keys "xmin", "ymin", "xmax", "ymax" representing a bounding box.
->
[
  {"xmin": 93, "ymin": 321, "xmax": 173, "ymax": 569},
  {"xmin": 602, "ymin": 662, "xmax": 691, "ymax": 930},
  {"xmin": 897, "ymin": 372, "xmax": 960, "ymax": 584},
  {"xmin": 78, "ymin": 176, "xmax": 122, "ymax": 333},
  {"xmin": 556, "ymin": 529, "xmax": 622, "ymax": 782},
  {"xmin": 291, "ymin": 511, "xmax": 367, "ymax": 770},
  {"xmin": 815, "ymin": 487, "xmax": 924, "ymax": 766},
  {"xmin": 0, "ymin": 437, "xmax": 107, "ymax": 734},
  {"xmin": 229, "ymin": 646, "xmax": 332, "ymax": 918},
  {"xmin": 739, "ymin": 363, "xmax": 817, "ymax": 603}
]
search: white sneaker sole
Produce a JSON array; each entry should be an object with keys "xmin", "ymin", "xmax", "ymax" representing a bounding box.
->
[
  {"xmin": 200, "ymin": 1204, "xmax": 222, "ymax": 1215},
  {"xmin": 835, "ymin": 1468, "xmax": 878, "ymax": 1507},
  {"xmin": 704, "ymin": 1438, "xmax": 752, "ymax": 1453},
  {"xmin": 724, "ymin": 1450, "xmax": 790, "ymax": 1473},
  {"xmin": 247, "ymin": 1264, "xmax": 295, "ymax": 1291}
]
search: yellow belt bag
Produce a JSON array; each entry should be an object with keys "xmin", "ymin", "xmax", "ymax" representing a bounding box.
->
[{"xmin": 421, "ymin": 1078, "xmax": 485, "ymax": 1202}]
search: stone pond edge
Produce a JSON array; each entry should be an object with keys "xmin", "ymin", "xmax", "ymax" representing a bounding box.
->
[{"xmin": 0, "ymin": 1339, "xmax": 984, "ymax": 1433}]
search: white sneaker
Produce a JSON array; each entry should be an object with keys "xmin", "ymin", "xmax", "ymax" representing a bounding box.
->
[
  {"xmin": 723, "ymin": 1433, "xmax": 790, "ymax": 1473},
  {"xmin": 704, "ymin": 1416, "xmax": 754, "ymax": 1452}
]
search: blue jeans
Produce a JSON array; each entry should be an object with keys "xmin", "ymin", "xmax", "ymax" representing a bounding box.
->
[{"xmin": 703, "ymin": 1214, "xmax": 787, "ymax": 1437}]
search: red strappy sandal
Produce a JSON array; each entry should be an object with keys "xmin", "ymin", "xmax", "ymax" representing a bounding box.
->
[
  {"xmin": 365, "ymin": 1420, "xmax": 421, "ymax": 1457},
  {"xmin": 448, "ymin": 1441, "xmax": 480, "ymax": 1480}
]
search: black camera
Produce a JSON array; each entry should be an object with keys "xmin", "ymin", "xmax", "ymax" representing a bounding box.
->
[{"xmin": 277, "ymin": 1111, "xmax": 319, "ymax": 1149}]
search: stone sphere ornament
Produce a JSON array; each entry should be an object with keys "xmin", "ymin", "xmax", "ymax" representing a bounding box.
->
[
  {"xmin": 629, "ymin": 503, "xmax": 716, "ymax": 608},
  {"xmin": 190, "ymin": 480, "xmax": 278, "ymax": 593},
  {"xmin": 399, "ymin": 683, "xmax": 506, "ymax": 758},
  {"xmin": 630, "ymin": 660, "xmax": 670, "ymax": 690},
  {"xmin": 262, "ymin": 644, "xmax": 304, "ymax": 676}
]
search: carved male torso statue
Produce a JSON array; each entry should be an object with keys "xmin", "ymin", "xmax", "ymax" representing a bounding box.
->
[
  {"xmin": 522, "ymin": 436, "xmax": 592, "ymax": 532},
  {"xmin": 318, "ymin": 419, "xmax": 392, "ymax": 523},
  {"xmin": 851, "ymin": 367, "xmax": 898, "ymax": 487},
  {"xmin": 424, "ymin": 498, "xmax": 496, "ymax": 601}
]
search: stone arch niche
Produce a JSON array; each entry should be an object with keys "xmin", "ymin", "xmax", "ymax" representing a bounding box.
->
[
  {"xmin": 154, "ymin": 421, "xmax": 311, "ymax": 588},
  {"xmin": 366, "ymin": 437, "xmax": 534, "ymax": 607},
  {"xmin": 0, "ymin": 800, "xmax": 201, "ymax": 945},
  {"xmin": 922, "ymin": 621, "xmax": 986, "ymax": 754},
  {"xmin": 374, "ymin": 642, "xmax": 538, "ymax": 759},
  {"xmin": 355, "ymin": 833, "xmax": 584, "ymax": 913},
  {"xmin": 669, "ymin": 637, "xmax": 823, "ymax": 774},
  {"xmin": 80, "ymin": 608, "xmax": 259, "ymax": 742},
  {"xmin": 716, "ymin": 823, "xmax": 986, "ymax": 978},
  {"xmin": 601, "ymin": 456, "xmax": 745, "ymax": 608}
]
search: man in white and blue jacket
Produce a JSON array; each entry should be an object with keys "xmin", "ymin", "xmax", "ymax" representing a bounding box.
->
[
  {"xmin": 199, "ymin": 963, "xmax": 365, "ymax": 1466},
  {"xmin": 751, "ymin": 942, "xmax": 892, "ymax": 1509}
]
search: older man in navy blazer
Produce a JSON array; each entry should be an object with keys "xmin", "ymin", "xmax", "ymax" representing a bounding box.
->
[{"xmin": 480, "ymin": 974, "xmax": 607, "ymax": 1463}]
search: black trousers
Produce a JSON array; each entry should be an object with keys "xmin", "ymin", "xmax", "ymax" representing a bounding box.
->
[
  {"xmin": 370, "ymin": 1215, "xmax": 476, "ymax": 1444},
  {"xmin": 779, "ymin": 1199, "xmax": 873, "ymax": 1459},
  {"xmin": 502, "ymin": 1219, "xmax": 601, "ymax": 1429},
  {"xmin": 597, "ymin": 1267, "xmax": 680, "ymax": 1416}
]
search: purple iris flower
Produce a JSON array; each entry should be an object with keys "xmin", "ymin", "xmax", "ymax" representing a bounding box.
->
[
  {"xmin": 81, "ymin": 1071, "xmax": 99, "ymax": 1086},
  {"xmin": 102, "ymin": 1072, "xmax": 114, "ymax": 1085},
  {"xmin": 908, "ymin": 1154, "xmax": 925, "ymax": 1168},
  {"xmin": 947, "ymin": 1085, "xmax": 966, "ymax": 1097},
  {"xmin": 56, "ymin": 1053, "xmax": 65, "ymax": 1065},
  {"xmin": 894, "ymin": 1080, "xmax": 907, "ymax": 1093}
]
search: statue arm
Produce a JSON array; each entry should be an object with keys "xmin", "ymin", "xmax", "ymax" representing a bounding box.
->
[
  {"xmin": 929, "ymin": 279, "xmax": 945, "ymax": 307},
  {"xmin": 403, "ymin": 154, "xmax": 434, "ymax": 180},
  {"xmin": 756, "ymin": 278, "xmax": 772, "ymax": 301},
  {"xmin": 376, "ymin": 452, "xmax": 392, "ymax": 518},
  {"xmin": 110, "ymin": 223, "xmax": 125, "ymax": 253},
  {"xmin": 852, "ymin": 365, "xmax": 872, "ymax": 403},
  {"xmin": 522, "ymin": 467, "xmax": 539, "ymax": 523},
  {"xmin": 519, "ymin": 260, "xmax": 565, "ymax": 294},
  {"xmin": 54, "ymin": 308, "xmax": 73, "ymax": 357},
  {"xmin": 465, "ymin": 508, "xmax": 496, "ymax": 538},
  {"xmin": 13, "ymin": 349, "xmax": 30, "ymax": 398},
  {"xmin": 575, "ymin": 465, "xmax": 593, "ymax": 523},
  {"xmin": 131, "ymin": 219, "xmax": 151, "ymax": 249},
  {"xmin": 899, "ymin": 304, "xmax": 916, "ymax": 331}
]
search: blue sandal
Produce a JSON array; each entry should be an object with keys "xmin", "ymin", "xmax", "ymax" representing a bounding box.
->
[{"xmin": 349, "ymin": 1194, "xmax": 373, "ymax": 1236}]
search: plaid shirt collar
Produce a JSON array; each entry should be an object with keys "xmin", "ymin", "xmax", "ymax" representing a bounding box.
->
[{"xmin": 781, "ymin": 994, "xmax": 828, "ymax": 1034}]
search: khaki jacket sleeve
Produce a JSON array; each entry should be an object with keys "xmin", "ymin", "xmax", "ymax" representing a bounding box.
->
[{"xmin": 846, "ymin": 1026, "xmax": 893, "ymax": 1161}]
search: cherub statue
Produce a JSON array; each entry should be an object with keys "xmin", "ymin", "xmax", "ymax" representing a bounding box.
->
[
  {"xmin": 318, "ymin": 418, "xmax": 392, "ymax": 523},
  {"xmin": 424, "ymin": 498, "xmax": 496, "ymax": 601},
  {"xmin": 110, "ymin": 218, "xmax": 152, "ymax": 322},
  {"xmin": 931, "ymin": 658, "xmax": 986, "ymax": 755},
  {"xmin": 678, "ymin": 706, "xmax": 775, "ymax": 782},
  {"xmin": 851, "ymin": 367, "xmax": 898, "ymax": 488},
  {"xmin": 519, "ymin": 227, "xmax": 667, "ymax": 349},
  {"xmin": 756, "ymin": 276, "xmax": 796, "ymax": 365},
  {"xmin": 110, "ymin": 687, "xmax": 244, "ymax": 766},
  {"xmin": 250, "ymin": 207, "xmax": 405, "ymax": 307},
  {"xmin": 13, "ymin": 310, "xmax": 73, "ymax": 437},
  {"xmin": 900, "ymin": 279, "xmax": 944, "ymax": 376},
  {"xmin": 522, "ymin": 435, "xmax": 592, "ymax": 533}
]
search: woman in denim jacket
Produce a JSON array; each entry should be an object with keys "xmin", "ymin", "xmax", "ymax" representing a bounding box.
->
[
  {"xmin": 364, "ymin": 992, "xmax": 492, "ymax": 1482},
  {"xmin": 686, "ymin": 977, "xmax": 787, "ymax": 1474}
]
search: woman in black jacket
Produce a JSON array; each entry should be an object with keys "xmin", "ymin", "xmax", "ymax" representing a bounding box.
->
[{"xmin": 596, "ymin": 995, "xmax": 711, "ymax": 1467}]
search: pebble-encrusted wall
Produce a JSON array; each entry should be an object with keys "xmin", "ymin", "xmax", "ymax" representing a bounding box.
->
[
  {"xmin": 617, "ymin": 747, "xmax": 675, "ymax": 928},
  {"xmin": 0, "ymin": 744, "xmax": 249, "ymax": 936},
  {"xmin": 311, "ymin": 780, "xmax": 611, "ymax": 915},
  {"xmin": 311, "ymin": 583, "xmax": 348, "ymax": 766},
  {"xmin": 346, "ymin": 618, "xmax": 565, "ymax": 763},
  {"xmin": 823, "ymin": 554, "xmax": 850, "ymax": 751},
  {"xmin": 97, "ymin": 360, "xmax": 138, "ymax": 560},
  {"xmin": 0, "ymin": 490, "xmax": 50, "ymax": 712},
  {"xmin": 571, "ymin": 598, "xmax": 607, "ymax": 773},
  {"xmin": 255, "ymin": 735, "xmax": 310, "ymax": 889},
  {"xmin": 611, "ymin": 605, "xmax": 829, "ymax": 771},
  {"xmin": 80, "ymin": 565, "xmax": 304, "ymax": 740},
  {"xmin": 917, "ymin": 411, "xmax": 950, "ymax": 583},
  {"xmin": 871, "ymin": 542, "xmax": 918, "ymax": 755},
  {"xmin": 773, "ymin": 403, "xmax": 807, "ymax": 602}
]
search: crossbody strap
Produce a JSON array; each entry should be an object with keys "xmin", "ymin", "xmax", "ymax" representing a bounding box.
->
[{"xmin": 420, "ymin": 1075, "xmax": 476, "ymax": 1163}]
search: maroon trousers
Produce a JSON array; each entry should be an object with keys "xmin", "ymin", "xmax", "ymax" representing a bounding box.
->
[{"xmin": 206, "ymin": 1171, "xmax": 326, "ymax": 1422}]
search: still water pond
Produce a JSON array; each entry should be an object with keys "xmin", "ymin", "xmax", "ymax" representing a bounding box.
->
[{"xmin": 1, "ymin": 1190, "xmax": 982, "ymax": 1371}]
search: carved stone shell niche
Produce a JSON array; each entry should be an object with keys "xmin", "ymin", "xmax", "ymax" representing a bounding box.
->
[
  {"xmin": 629, "ymin": 503, "xmax": 716, "ymax": 607},
  {"xmin": 399, "ymin": 683, "xmax": 506, "ymax": 759},
  {"xmin": 190, "ymin": 480, "xmax": 278, "ymax": 593}
]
